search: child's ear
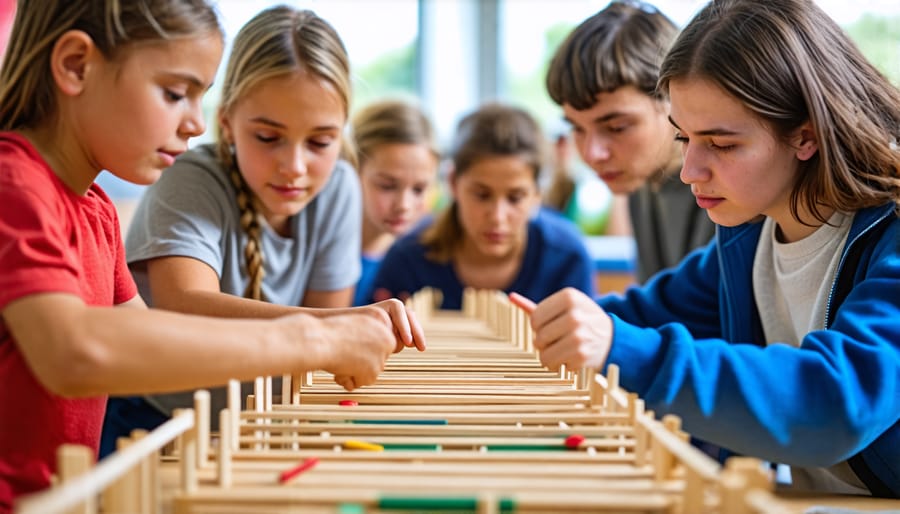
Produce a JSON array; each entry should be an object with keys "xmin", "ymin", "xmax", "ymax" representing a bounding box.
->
[
  {"xmin": 217, "ymin": 107, "xmax": 234, "ymax": 144},
  {"xmin": 794, "ymin": 121, "xmax": 818, "ymax": 161},
  {"xmin": 447, "ymin": 166, "xmax": 458, "ymax": 198},
  {"xmin": 50, "ymin": 30, "xmax": 95, "ymax": 96}
]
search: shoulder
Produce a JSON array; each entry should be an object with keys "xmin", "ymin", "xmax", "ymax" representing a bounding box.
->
[
  {"xmin": 0, "ymin": 133, "xmax": 55, "ymax": 190},
  {"xmin": 531, "ymin": 207, "xmax": 587, "ymax": 251},
  {"xmin": 145, "ymin": 144, "xmax": 234, "ymax": 202},
  {"xmin": 0, "ymin": 134, "xmax": 74, "ymax": 218},
  {"xmin": 322, "ymin": 159, "xmax": 359, "ymax": 191},
  {"xmin": 309, "ymin": 159, "xmax": 360, "ymax": 206},
  {"xmin": 157, "ymin": 144, "xmax": 230, "ymax": 190}
]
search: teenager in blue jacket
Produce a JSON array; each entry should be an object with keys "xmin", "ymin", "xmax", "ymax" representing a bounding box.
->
[
  {"xmin": 372, "ymin": 103, "xmax": 595, "ymax": 310},
  {"xmin": 513, "ymin": 0, "xmax": 900, "ymax": 498}
]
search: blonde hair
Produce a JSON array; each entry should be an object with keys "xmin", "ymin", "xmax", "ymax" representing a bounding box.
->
[
  {"xmin": 350, "ymin": 99, "xmax": 439, "ymax": 170},
  {"xmin": 213, "ymin": 6, "xmax": 351, "ymax": 300},
  {"xmin": 546, "ymin": 0, "xmax": 678, "ymax": 109},
  {"xmin": 658, "ymin": 0, "xmax": 900, "ymax": 222},
  {"xmin": 422, "ymin": 103, "xmax": 546, "ymax": 262},
  {"xmin": 0, "ymin": 0, "xmax": 221, "ymax": 131}
]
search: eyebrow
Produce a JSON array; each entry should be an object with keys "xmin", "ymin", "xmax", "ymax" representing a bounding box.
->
[
  {"xmin": 667, "ymin": 115, "xmax": 741, "ymax": 136},
  {"xmin": 248, "ymin": 116, "xmax": 340, "ymax": 132},
  {"xmin": 167, "ymin": 72, "xmax": 212, "ymax": 91},
  {"xmin": 563, "ymin": 111, "xmax": 628, "ymax": 126},
  {"xmin": 249, "ymin": 116, "xmax": 286, "ymax": 129}
]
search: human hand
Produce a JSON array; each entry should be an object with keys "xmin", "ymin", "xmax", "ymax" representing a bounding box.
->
[
  {"xmin": 358, "ymin": 298, "xmax": 426, "ymax": 352},
  {"xmin": 290, "ymin": 310, "xmax": 396, "ymax": 391},
  {"xmin": 509, "ymin": 288, "xmax": 613, "ymax": 371}
]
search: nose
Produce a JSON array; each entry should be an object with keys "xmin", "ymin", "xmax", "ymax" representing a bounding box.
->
[
  {"xmin": 280, "ymin": 145, "xmax": 308, "ymax": 177},
  {"xmin": 395, "ymin": 188, "xmax": 417, "ymax": 213},
  {"xmin": 487, "ymin": 198, "xmax": 511, "ymax": 223},
  {"xmin": 580, "ymin": 130, "xmax": 611, "ymax": 164},
  {"xmin": 178, "ymin": 100, "xmax": 207, "ymax": 139},
  {"xmin": 679, "ymin": 143, "xmax": 709, "ymax": 185}
]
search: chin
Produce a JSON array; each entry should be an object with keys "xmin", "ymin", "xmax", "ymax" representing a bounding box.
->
[
  {"xmin": 384, "ymin": 224, "xmax": 409, "ymax": 236},
  {"xmin": 479, "ymin": 244, "xmax": 511, "ymax": 259},
  {"xmin": 611, "ymin": 181, "xmax": 643, "ymax": 195},
  {"xmin": 707, "ymin": 212, "xmax": 749, "ymax": 227},
  {"xmin": 121, "ymin": 169, "xmax": 162, "ymax": 186}
]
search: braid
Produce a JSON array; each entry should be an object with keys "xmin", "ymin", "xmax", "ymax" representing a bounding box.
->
[{"xmin": 227, "ymin": 154, "xmax": 267, "ymax": 301}]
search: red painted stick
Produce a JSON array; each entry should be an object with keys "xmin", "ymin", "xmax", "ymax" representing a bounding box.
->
[{"xmin": 279, "ymin": 457, "xmax": 320, "ymax": 484}]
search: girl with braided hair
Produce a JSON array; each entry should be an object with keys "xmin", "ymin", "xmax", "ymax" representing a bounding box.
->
[
  {"xmin": 101, "ymin": 5, "xmax": 425, "ymax": 457},
  {"xmin": 0, "ymin": 0, "xmax": 419, "ymax": 507}
]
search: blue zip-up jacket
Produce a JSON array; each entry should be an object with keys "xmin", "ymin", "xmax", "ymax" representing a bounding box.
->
[{"xmin": 598, "ymin": 204, "xmax": 900, "ymax": 497}]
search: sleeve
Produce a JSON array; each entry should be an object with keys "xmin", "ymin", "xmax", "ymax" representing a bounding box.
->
[
  {"xmin": 124, "ymin": 153, "xmax": 229, "ymax": 275},
  {"xmin": 0, "ymin": 182, "xmax": 82, "ymax": 310},
  {"xmin": 306, "ymin": 161, "xmax": 362, "ymax": 291},
  {"xmin": 603, "ymin": 221, "xmax": 900, "ymax": 468},
  {"xmin": 110, "ymin": 207, "xmax": 138, "ymax": 305}
]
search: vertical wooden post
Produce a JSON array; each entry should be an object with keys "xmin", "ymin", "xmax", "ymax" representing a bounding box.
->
[
  {"xmin": 281, "ymin": 374, "xmax": 291, "ymax": 406},
  {"xmin": 218, "ymin": 408, "xmax": 232, "ymax": 488},
  {"xmin": 193, "ymin": 390, "xmax": 210, "ymax": 467},
  {"xmin": 179, "ymin": 408, "xmax": 198, "ymax": 495},
  {"xmin": 57, "ymin": 444, "xmax": 95, "ymax": 514},
  {"xmin": 129, "ymin": 429, "xmax": 156, "ymax": 514},
  {"xmin": 227, "ymin": 379, "xmax": 241, "ymax": 451},
  {"xmin": 104, "ymin": 438, "xmax": 139, "ymax": 514}
]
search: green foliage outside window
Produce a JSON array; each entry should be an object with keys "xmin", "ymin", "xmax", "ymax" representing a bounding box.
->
[{"xmin": 845, "ymin": 14, "xmax": 900, "ymax": 86}]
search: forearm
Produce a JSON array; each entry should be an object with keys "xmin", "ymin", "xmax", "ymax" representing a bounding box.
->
[
  {"xmin": 16, "ymin": 297, "xmax": 327, "ymax": 397},
  {"xmin": 608, "ymin": 317, "xmax": 894, "ymax": 467},
  {"xmin": 152, "ymin": 288, "xmax": 300, "ymax": 319}
]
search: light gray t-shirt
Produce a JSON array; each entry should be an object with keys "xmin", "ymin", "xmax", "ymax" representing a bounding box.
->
[
  {"xmin": 752, "ymin": 211, "xmax": 866, "ymax": 495},
  {"xmin": 125, "ymin": 144, "xmax": 361, "ymax": 419},
  {"xmin": 126, "ymin": 143, "xmax": 361, "ymax": 305}
]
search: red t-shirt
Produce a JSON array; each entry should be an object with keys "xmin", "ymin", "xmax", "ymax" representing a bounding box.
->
[{"xmin": 0, "ymin": 133, "xmax": 137, "ymax": 511}]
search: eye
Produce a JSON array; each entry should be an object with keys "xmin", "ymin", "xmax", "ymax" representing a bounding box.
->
[
  {"xmin": 508, "ymin": 193, "xmax": 527, "ymax": 205},
  {"xmin": 710, "ymin": 141, "xmax": 736, "ymax": 151},
  {"xmin": 164, "ymin": 89, "xmax": 185, "ymax": 102},
  {"xmin": 608, "ymin": 124, "xmax": 629, "ymax": 134},
  {"xmin": 674, "ymin": 133, "xmax": 689, "ymax": 144},
  {"xmin": 255, "ymin": 133, "xmax": 279, "ymax": 144},
  {"xmin": 309, "ymin": 137, "xmax": 335, "ymax": 150}
]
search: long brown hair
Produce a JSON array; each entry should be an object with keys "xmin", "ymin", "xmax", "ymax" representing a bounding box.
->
[
  {"xmin": 214, "ymin": 6, "xmax": 351, "ymax": 300},
  {"xmin": 658, "ymin": 0, "xmax": 900, "ymax": 222},
  {"xmin": 0, "ymin": 0, "xmax": 221, "ymax": 131},
  {"xmin": 422, "ymin": 103, "xmax": 546, "ymax": 262}
]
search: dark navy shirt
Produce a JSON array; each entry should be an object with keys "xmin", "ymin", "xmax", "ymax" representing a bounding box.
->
[{"xmin": 371, "ymin": 208, "xmax": 595, "ymax": 309}]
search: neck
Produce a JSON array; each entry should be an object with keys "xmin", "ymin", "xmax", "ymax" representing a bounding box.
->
[
  {"xmin": 361, "ymin": 217, "xmax": 394, "ymax": 257},
  {"xmin": 774, "ymin": 204, "xmax": 836, "ymax": 243},
  {"xmin": 18, "ymin": 123, "xmax": 99, "ymax": 195},
  {"xmin": 456, "ymin": 235, "xmax": 525, "ymax": 267}
]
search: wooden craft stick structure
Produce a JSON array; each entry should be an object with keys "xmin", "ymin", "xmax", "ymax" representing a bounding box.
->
[{"xmin": 18, "ymin": 288, "xmax": 798, "ymax": 514}]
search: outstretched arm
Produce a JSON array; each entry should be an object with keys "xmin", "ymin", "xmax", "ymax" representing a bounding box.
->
[
  {"xmin": 145, "ymin": 255, "xmax": 425, "ymax": 352},
  {"xmin": 4, "ymin": 292, "xmax": 399, "ymax": 396}
]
